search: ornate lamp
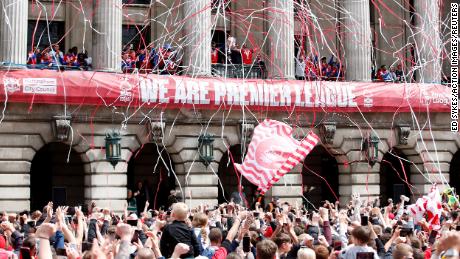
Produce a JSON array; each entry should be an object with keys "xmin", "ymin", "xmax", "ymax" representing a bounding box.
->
[
  {"xmin": 105, "ymin": 131, "xmax": 122, "ymax": 168},
  {"xmin": 198, "ymin": 134, "xmax": 214, "ymax": 167},
  {"xmin": 362, "ymin": 135, "xmax": 379, "ymax": 167}
]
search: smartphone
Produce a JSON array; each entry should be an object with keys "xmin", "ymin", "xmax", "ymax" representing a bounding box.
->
[
  {"xmin": 82, "ymin": 242, "xmax": 92, "ymax": 252},
  {"xmin": 456, "ymin": 225, "xmax": 460, "ymax": 231},
  {"xmin": 253, "ymin": 212, "xmax": 260, "ymax": 217},
  {"xmin": 20, "ymin": 247, "xmax": 32, "ymax": 259},
  {"xmin": 27, "ymin": 221, "xmax": 36, "ymax": 228},
  {"xmin": 428, "ymin": 230, "xmax": 437, "ymax": 245},
  {"xmin": 132, "ymin": 230, "xmax": 140, "ymax": 243},
  {"xmin": 65, "ymin": 215, "xmax": 72, "ymax": 224},
  {"xmin": 361, "ymin": 215, "xmax": 369, "ymax": 226},
  {"xmin": 356, "ymin": 252, "xmax": 375, "ymax": 259},
  {"xmin": 400, "ymin": 228, "xmax": 413, "ymax": 237},
  {"xmin": 127, "ymin": 219, "xmax": 138, "ymax": 226},
  {"xmin": 334, "ymin": 241, "xmax": 342, "ymax": 251},
  {"xmin": 56, "ymin": 248, "xmax": 67, "ymax": 256},
  {"xmin": 243, "ymin": 235, "xmax": 251, "ymax": 253}
]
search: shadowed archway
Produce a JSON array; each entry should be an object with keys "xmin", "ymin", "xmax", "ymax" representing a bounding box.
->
[
  {"xmin": 30, "ymin": 143, "xmax": 85, "ymax": 211},
  {"xmin": 302, "ymin": 146, "xmax": 339, "ymax": 209},
  {"xmin": 449, "ymin": 150, "xmax": 460, "ymax": 194},
  {"xmin": 218, "ymin": 144, "xmax": 257, "ymax": 206},
  {"xmin": 379, "ymin": 148, "xmax": 412, "ymax": 203},
  {"xmin": 127, "ymin": 143, "xmax": 176, "ymax": 211}
]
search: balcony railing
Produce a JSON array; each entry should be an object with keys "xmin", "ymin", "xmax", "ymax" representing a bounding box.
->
[{"xmin": 211, "ymin": 64, "xmax": 266, "ymax": 79}]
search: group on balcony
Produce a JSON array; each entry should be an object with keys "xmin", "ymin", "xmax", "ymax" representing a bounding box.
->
[
  {"xmin": 22, "ymin": 42, "xmax": 413, "ymax": 84},
  {"xmin": 372, "ymin": 64, "xmax": 404, "ymax": 83},
  {"xmin": 295, "ymin": 50, "xmax": 344, "ymax": 81},
  {"xmin": 27, "ymin": 45, "xmax": 92, "ymax": 70},
  {"xmin": 210, "ymin": 36, "xmax": 266, "ymax": 79},
  {"xmin": 121, "ymin": 44, "xmax": 183, "ymax": 75}
]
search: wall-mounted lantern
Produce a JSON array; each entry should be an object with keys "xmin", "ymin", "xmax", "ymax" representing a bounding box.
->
[
  {"xmin": 105, "ymin": 131, "xmax": 122, "ymax": 168},
  {"xmin": 198, "ymin": 134, "xmax": 214, "ymax": 167},
  {"xmin": 362, "ymin": 134, "xmax": 379, "ymax": 167}
]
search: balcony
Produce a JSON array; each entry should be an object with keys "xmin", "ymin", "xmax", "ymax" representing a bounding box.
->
[{"xmin": 211, "ymin": 64, "xmax": 266, "ymax": 79}]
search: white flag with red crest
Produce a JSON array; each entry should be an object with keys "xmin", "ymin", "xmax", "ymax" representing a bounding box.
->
[{"xmin": 234, "ymin": 119, "xmax": 320, "ymax": 194}]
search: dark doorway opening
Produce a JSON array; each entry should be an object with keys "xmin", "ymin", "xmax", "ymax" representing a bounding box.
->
[
  {"xmin": 30, "ymin": 143, "xmax": 85, "ymax": 211},
  {"xmin": 122, "ymin": 24, "xmax": 151, "ymax": 51},
  {"xmin": 127, "ymin": 144, "xmax": 175, "ymax": 212},
  {"xmin": 379, "ymin": 149, "xmax": 411, "ymax": 203},
  {"xmin": 302, "ymin": 146, "xmax": 339, "ymax": 209},
  {"xmin": 449, "ymin": 150, "xmax": 460, "ymax": 194},
  {"xmin": 28, "ymin": 20, "xmax": 65, "ymax": 52},
  {"xmin": 218, "ymin": 145, "xmax": 257, "ymax": 206}
]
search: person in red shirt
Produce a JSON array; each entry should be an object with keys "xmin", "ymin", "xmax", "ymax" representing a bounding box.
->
[
  {"xmin": 241, "ymin": 45, "xmax": 254, "ymax": 65},
  {"xmin": 211, "ymin": 42, "xmax": 219, "ymax": 64}
]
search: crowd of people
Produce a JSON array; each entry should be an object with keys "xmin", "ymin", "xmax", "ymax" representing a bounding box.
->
[
  {"xmin": 20, "ymin": 43, "xmax": 433, "ymax": 85},
  {"xmin": 1, "ymin": 186, "xmax": 460, "ymax": 259}
]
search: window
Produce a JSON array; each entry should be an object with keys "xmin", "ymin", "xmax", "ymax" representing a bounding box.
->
[
  {"xmin": 212, "ymin": 0, "xmax": 231, "ymax": 14},
  {"xmin": 122, "ymin": 0, "xmax": 150, "ymax": 5},
  {"xmin": 294, "ymin": 0, "xmax": 307, "ymax": 15},
  {"xmin": 28, "ymin": 20, "xmax": 65, "ymax": 51},
  {"xmin": 294, "ymin": 35, "xmax": 307, "ymax": 57},
  {"xmin": 122, "ymin": 24, "xmax": 151, "ymax": 51}
]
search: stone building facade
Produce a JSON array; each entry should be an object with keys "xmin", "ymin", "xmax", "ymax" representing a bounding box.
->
[{"xmin": 0, "ymin": 0, "xmax": 456, "ymax": 213}]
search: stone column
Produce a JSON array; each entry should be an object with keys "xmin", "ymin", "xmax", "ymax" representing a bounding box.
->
[
  {"xmin": 92, "ymin": 0, "xmax": 122, "ymax": 72},
  {"xmin": 176, "ymin": 163, "xmax": 219, "ymax": 209},
  {"xmin": 338, "ymin": 157, "xmax": 381, "ymax": 205},
  {"xmin": 271, "ymin": 164, "xmax": 303, "ymax": 205},
  {"xmin": 267, "ymin": 0, "xmax": 295, "ymax": 79},
  {"xmin": 66, "ymin": 0, "xmax": 93, "ymax": 56},
  {"xmin": 85, "ymin": 149, "xmax": 129, "ymax": 214},
  {"xmin": 414, "ymin": 0, "xmax": 441, "ymax": 83},
  {"xmin": 182, "ymin": 0, "xmax": 211, "ymax": 76},
  {"xmin": 170, "ymin": 136, "xmax": 220, "ymax": 208},
  {"xmin": 0, "ymin": 0, "xmax": 28, "ymax": 65},
  {"xmin": 342, "ymin": 0, "xmax": 372, "ymax": 81}
]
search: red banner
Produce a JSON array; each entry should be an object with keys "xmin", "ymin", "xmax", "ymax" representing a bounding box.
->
[{"xmin": 0, "ymin": 70, "xmax": 451, "ymax": 112}]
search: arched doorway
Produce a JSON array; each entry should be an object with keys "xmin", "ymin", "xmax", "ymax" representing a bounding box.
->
[
  {"xmin": 302, "ymin": 146, "xmax": 339, "ymax": 209},
  {"xmin": 127, "ymin": 144, "xmax": 175, "ymax": 211},
  {"xmin": 30, "ymin": 143, "xmax": 85, "ymax": 211},
  {"xmin": 379, "ymin": 148, "xmax": 411, "ymax": 203},
  {"xmin": 449, "ymin": 150, "xmax": 460, "ymax": 193},
  {"xmin": 218, "ymin": 145, "xmax": 257, "ymax": 206}
]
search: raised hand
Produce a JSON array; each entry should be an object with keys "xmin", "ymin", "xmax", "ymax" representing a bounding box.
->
[
  {"xmin": 46, "ymin": 202, "xmax": 54, "ymax": 219},
  {"xmin": 36, "ymin": 223, "xmax": 57, "ymax": 239},
  {"xmin": 75, "ymin": 207, "xmax": 84, "ymax": 219},
  {"xmin": 0, "ymin": 221, "xmax": 15, "ymax": 233},
  {"xmin": 172, "ymin": 243, "xmax": 190, "ymax": 258}
]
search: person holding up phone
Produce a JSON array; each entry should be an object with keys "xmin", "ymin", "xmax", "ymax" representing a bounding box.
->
[{"xmin": 338, "ymin": 226, "xmax": 379, "ymax": 259}]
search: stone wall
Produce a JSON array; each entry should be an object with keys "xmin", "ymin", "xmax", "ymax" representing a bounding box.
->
[{"xmin": 0, "ymin": 103, "xmax": 456, "ymax": 213}]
